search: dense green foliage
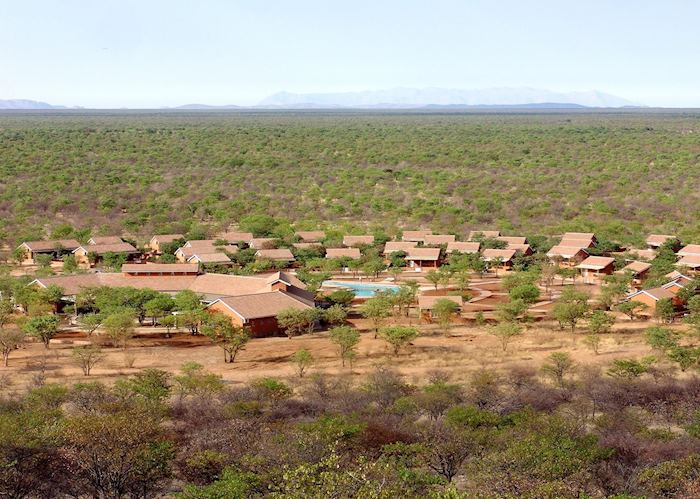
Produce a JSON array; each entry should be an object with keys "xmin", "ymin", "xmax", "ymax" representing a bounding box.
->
[{"xmin": 1, "ymin": 110, "xmax": 700, "ymax": 246}]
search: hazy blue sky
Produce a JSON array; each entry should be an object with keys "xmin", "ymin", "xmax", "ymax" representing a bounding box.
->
[{"xmin": 2, "ymin": 1, "xmax": 699, "ymax": 107}]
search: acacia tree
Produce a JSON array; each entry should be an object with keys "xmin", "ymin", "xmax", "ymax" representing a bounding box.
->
[
  {"xmin": 541, "ymin": 352, "xmax": 575, "ymax": 388},
  {"xmin": 489, "ymin": 321, "xmax": 523, "ymax": 352},
  {"xmin": 328, "ymin": 325, "xmax": 360, "ymax": 367},
  {"xmin": 72, "ymin": 345, "xmax": 105, "ymax": 376},
  {"xmin": 617, "ymin": 300, "xmax": 647, "ymax": 320},
  {"xmin": 290, "ymin": 348, "xmax": 314, "ymax": 378},
  {"xmin": 277, "ymin": 308, "xmax": 316, "ymax": 339},
  {"xmin": 432, "ymin": 299, "xmax": 460, "ymax": 335},
  {"xmin": 361, "ymin": 295, "xmax": 392, "ymax": 338},
  {"xmin": 201, "ymin": 313, "xmax": 250, "ymax": 363},
  {"xmin": 0, "ymin": 328, "xmax": 24, "ymax": 366},
  {"xmin": 102, "ymin": 310, "xmax": 136, "ymax": 349},
  {"xmin": 22, "ymin": 314, "xmax": 60, "ymax": 348},
  {"xmin": 379, "ymin": 326, "xmax": 419, "ymax": 356}
]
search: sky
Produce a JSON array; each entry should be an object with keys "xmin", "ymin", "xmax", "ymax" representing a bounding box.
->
[{"xmin": 2, "ymin": 0, "xmax": 699, "ymax": 108}]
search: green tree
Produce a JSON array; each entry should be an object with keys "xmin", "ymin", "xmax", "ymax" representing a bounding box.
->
[
  {"xmin": 552, "ymin": 301, "xmax": 588, "ymax": 332},
  {"xmin": 425, "ymin": 269, "xmax": 442, "ymax": 291},
  {"xmin": 0, "ymin": 327, "xmax": 24, "ymax": 366},
  {"xmin": 496, "ymin": 298, "xmax": 527, "ymax": 323},
  {"xmin": 323, "ymin": 304, "xmax": 347, "ymax": 327},
  {"xmin": 587, "ymin": 310, "xmax": 615, "ymax": 334},
  {"xmin": 277, "ymin": 308, "xmax": 316, "ymax": 339},
  {"xmin": 290, "ymin": 348, "xmax": 314, "ymax": 378},
  {"xmin": 361, "ymin": 295, "xmax": 393, "ymax": 338},
  {"xmin": 582, "ymin": 333, "xmax": 602, "ymax": 355},
  {"xmin": 655, "ymin": 298, "xmax": 675, "ymax": 324},
  {"xmin": 489, "ymin": 321, "xmax": 523, "ymax": 352},
  {"xmin": 379, "ymin": 326, "xmax": 419, "ymax": 355},
  {"xmin": 62, "ymin": 254, "xmax": 78, "ymax": 273},
  {"xmin": 22, "ymin": 314, "xmax": 60, "ymax": 348},
  {"xmin": 432, "ymin": 298, "xmax": 460, "ymax": 335},
  {"xmin": 509, "ymin": 283, "xmax": 541, "ymax": 305},
  {"xmin": 617, "ymin": 300, "xmax": 647, "ymax": 320},
  {"xmin": 173, "ymin": 362, "xmax": 224, "ymax": 399},
  {"xmin": 541, "ymin": 352, "xmax": 575, "ymax": 388},
  {"xmin": 328, "ymin": 325, "xmax": 360, "ymax": 367},
  {"xmin": 201, "ymin": 313, "xmax": 250, "ymax": 363},
  {"xmin": 102, "ymin": 310, "xmax": 136, "ymax": 349},
  {"xmin": 144, "ymin": 294, "xmax": 175, "ymax": 326}
]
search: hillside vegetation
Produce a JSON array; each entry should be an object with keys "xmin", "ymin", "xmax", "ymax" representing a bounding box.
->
[{"xmin": 1, "ymin": 110, "xmax": 699, "ymax": 245}]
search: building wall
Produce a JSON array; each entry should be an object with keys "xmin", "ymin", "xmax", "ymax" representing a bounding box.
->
[{"xmin": 208, "ymin": 301, "xmax": 284, "ymax": 338}]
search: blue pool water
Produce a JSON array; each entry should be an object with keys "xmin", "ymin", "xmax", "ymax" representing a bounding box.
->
[{"xmin": 323, "ymin": 280, "xmax": 400, "ymax": 298}]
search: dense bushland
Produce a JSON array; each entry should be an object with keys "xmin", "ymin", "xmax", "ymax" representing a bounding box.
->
[
  {"xmin": 1, "ymin": 110, "xmax": 699, "ymax": 246},
  {"xmin": 2, "ymin": 364, "xmax": 700, "ymax": 497}
]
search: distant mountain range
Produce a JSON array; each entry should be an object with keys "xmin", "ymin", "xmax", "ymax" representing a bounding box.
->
[
  {"xmin": 0, "ymin": 99, "xmax": 66, "ymax": 110},
  {"xmin": 0, "ymin": 87, "xmax": 643, "ymax": 110},
  {"xmin": 258, "ymin": 87, "xmax": 641, "ymax": 108}
]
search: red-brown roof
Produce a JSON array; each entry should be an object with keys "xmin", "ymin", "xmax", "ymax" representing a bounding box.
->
[
  {"xmin": 646, "ymin": 234, "xmax": 676, "ymax": 246},
  {"xmin": 678, "ymin": 244, "xmax": 700, "ymax": 257},
  {"xmin": 122, "ymin": 263, "xmax": 199, "ymax": 274},
  {"xmin": 676, "ymin": 255, "xmax": 700, "ymax": 269},
  {"xmin": 295, "ymin": 230, "xmax": 325, "ymax": 242},
  {"xmin": 20, "ymin": 239, "xmax": 81, "ymax": 252},
  {"xmin": 88, "ymin": 236, "xmax": 124, "ymax": 245},
  {"xmin": 482, "ymin": 248, "xmax": 516, "ymax": 262},
  {"xmin": 383, "ymin": 241, "xmax": 418, "ymax": 254},
  {"xmin": 326, "ymin": 248, "xmax": 361, "ymax": 259},
  {"xmin": 446, "ymin": 241, "xmax": 480, "ymax": 253},
  {"xmin": 547, "ymin": 246, "xmax": 589, "ymax": 259},
  {"xmin": 576, "ymin": 256, "xmax": 615, "ymax": 270},
  {"xmin": 218, "ymin": 232, "xmax": 254, "ymax": 243},
  {"xmin": 149, "ymin": 234, "xmax": 185, "ymax": 244},
  {"xmin": 497, "ymin": 236, "xmax": 527, "ymax": 244},
  {"xmin": 401, "ymin": 230, "xmax": 432, "ymax": 242},
  {"xmin": 75, "ymin": 242, "xmax": 138, "ymax": 255},
  {"xmin": 621, "ymin": 261, "xmax": 651, "ymax": 274},
  {"xmin": 212, "ymin": 291, "xmax": 312, "ymax": 320},
  {"xmin": 343, "ymin": 235, "xmax": 375, "ymax": 246},
  {"xmin": 256, "ymin": 248, "xmax": 295, "ymax": 261},
  {"xmin": 406, "ymin": 247, "xmax": 441, "ymax": 261},
  {"xmin": 423, "ymin": 234, "xmax": 456, "ymax": 245},
  {"xmin": 187, "ymin": 253, "xmax": 232, "ymax": 264}
]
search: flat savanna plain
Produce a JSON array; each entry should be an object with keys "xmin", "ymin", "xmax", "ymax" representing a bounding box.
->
[{"xmin": 1, "ymin": 109, "xmax": 700, "ymax": 246}]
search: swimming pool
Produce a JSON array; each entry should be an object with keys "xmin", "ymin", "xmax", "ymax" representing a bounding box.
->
[{"xmin": 322, "ymin": 280, "xmax": 400, "ymax": 298}]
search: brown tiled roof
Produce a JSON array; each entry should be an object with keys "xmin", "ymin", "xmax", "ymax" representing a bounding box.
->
[
  {"xmin": 482, "ymin": 248, "xmax": 516, "ymax": 262},
  {"xmin": 563, "ymin": 232, "xmax": 595, "ymax": 239},
  {"xmin": 122, "ymin": 263, "xmax": 199, "ymax": 274},
  {"xmin": 218, "ymin": 232, "xmax": 254, "ymax": 243},
  {"xmin": 295, "ymin": 230, "xmax": 325, "ymax": 242},
  {"xmin": 418, "ymin": 295, "xmax": 463, "ymax": 310},
  {"xmin": 293, "ymin": 242, "xmax": 322, "ymax": 249},
  {"xmin": 559, "ymin": 237, "xmax": 594, "ymax": 249},
  {"xmin": 547, "ymin": 246, "xmax": 589, "ymax": 259},
  {"xmin": 265, "ymin": 271, "xmax": 307, "ymax": 290},
  {"xmin": 88, "ymin": 236, "xmax": 124, "ymax": 245},
  {"xmin": 212, "ymin": 291, "xmax": 312, "ymax": 320},
  {"xmin": 343, "ymin": 235, "xmax": 375, "ymax": 246},
  {"xmin": 256, "ymin": 248, "xmax": 295, "ymax": 261},
  {"xmin": 20, "ymin": 239, "xmax": 81, "ymax": 252},
  {"xmin": 622, "ymin": 261, "xmax": 651, "ymax": 274},
  {"xmin": 401, "ymin": 230, "xmax": 432, "ymax": 242},
  {"xmin": 406, "ymin": 247, "xmax": 441, "ymax": 261},
  {"xmin": 187, "ymin": 253, "xmax": 232, "ymax": 264},
  {"xmin": 248, "ymin": 238, "xmax": 276, "ymax": 249},
  {"xmin": 326, "ymin": 248, "xmax": 361, "ymax": 259},
  {"xmin": 630, "ymin": 287, "xmax": 675, "ymax": 301},
  {"xmin": 76, "ymin": 243, "xmax": 138, "ymax": 255},
  {"xmin": 509, "ymin": 244, "xmax": 532, "ymax": 253},
  {"xmin": 33, "ymin": 271, "xmax": 308, "ymax": 300},
  {"xmin": 149, "ymin": 234, "xmax": 185, "ymax": 244},
  {"xmin": 447, "ymin": 241, "xmax": 480, "ymax": 253},
  {"xmin": 423, "ymin": 234, "xmax": 456, "ymax": 245},
  {"xmin": 181, "ymin": 240, "xmax": 237, "ymax": 254},
  {"xmin": 383, "ymin": 241, "xmax": 417, "ymax": 254},
  {"xmin": 646, "ymin": 234, "xmax": 676, "ymax": 246},
  {"xmin": 468, "ymin": 230, "xmax": 500, "ymax": 240},
  {"xmin": 497, "ymin": 236, "xmax": 527, "ymax": 244},
  {"xmin": 678, "ymin": 244, "xmax": 700, "ymax": 257},
  {"xmin": 577, "ymin": 256, "xmax": 615, "ymax": 270},
  {"xmin": 628, "ymin": 248, "xmax": 657, "ymax": 261},
  {"xmin": 676, "ymin": 255, "xmax": 700, "ymax": 269}
]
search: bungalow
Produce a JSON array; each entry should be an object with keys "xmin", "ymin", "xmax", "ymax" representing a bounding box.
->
[
  {"xmin": 468, "ymin": 230, "xmax": 500, "ymax": 241},
  {"xmin": 576, "ymin": 256, "xmax": 615, "ymax": 284},
  {"xmin": 561, "ymin": 232, "xmax": 597, "ymax": 248},
  {"xmin": 148, "ymin": 234, "xmax": 185, "ymax": 253},
  {"xmin": 383, "ymin": 241, "xmax": 417, "ymax": 256},
  {"xmin": 293, "ymin": 242, "xmax": 322, "ymax": 250},
  {"xmin": 208, "ymin": 291, "xmax": 314, "ymax": 338},
  {"xmin": 482, "ymin": 248, "xmax": 517, "ymax": 272},
  {"xmin": 626, "ymin": 286, "xmax": 681, "ymax": 315},
  {"xmin": 662, "ymin": 280, "xmax": 688, "ymax": 295},
  {"xmin": 187, "ymin": 253, "xmax": 233, "ymax": 265},
  {"xmin": 418, "ymin": 295, "xmax": 463, "ymax": 322},
  {"xmin": 546, "ymin": 246, "xmax": 589, "ymax": 266},
  {"xmin": 218, "ymin": 232, "xmax": 254, "ymax": 244},
  {"xmin": 295, "ymin": 230, "xmax": 325, "ymax": 243},
  {"xmin": 255, "ymin": 248, "xmax": 295, "ymax": 264},
  {"xmin": 249, "ymin": 238, "xmax": 277, "ymax": 250},
  {"xmin": 402, "ymin": 230, "xmax": 432, "ymax": 243},
  {"xmin": 618, "ymin": 261, "xmax": 652, "ymax": 287},
  {"xmin": 175, "ymin": 240, "xmax": 237, "ymax": 262},
  {"xmin": 16, "ymin": 239, "xmax": 81, "ymax": 264},
  {"xmin": 423, "ymin": 234, "xmax": 456, "ymax": 246},
  {"xmin": 646, "ymin": 234, "xmax": 678, "ymax": 249},
  {"xmin": 343, "ymin": 235, "xmax": 375, "ymax": 247},
  {"xmin": 73, "ymin": 242, "xmax": 139, "ymax": 266},
  {"xmin": 678, "ymin": 244, "xmax": 700, "ymax": 258},
  {"xmin": 88, "ymin": 236, "xmax": 124, "ymax": 245},
  {"xmin": 122, "ymin": 263, "xmax": 200, "ymax": 276},
  {"xmin": 676, "ymin": 255, "xmax": 700, "ymax": 274},
  {"xmin": 446, "ymin": 241, "xmax": 480, "ymax": 254},
  {"xmin": 405, "ymin": 247, "xmax": 441, "ymax": 271},
  {"xmin": 665, "ymin": 271, "xmax": 694, "ymax": 286},
  {"xmin": 326, "ymin": 248, "xmax": 361, "ymax": 260}
]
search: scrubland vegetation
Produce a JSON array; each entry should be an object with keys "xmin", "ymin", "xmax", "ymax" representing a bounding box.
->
[{"xmin": 1, "ymin": 110, "xmax": 700, "ymax": 246}]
